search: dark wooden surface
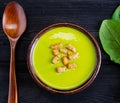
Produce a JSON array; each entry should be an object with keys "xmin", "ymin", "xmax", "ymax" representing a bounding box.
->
[{"xmin": 0, "ymin": 0, "xmax": 120, "ymax": 103}]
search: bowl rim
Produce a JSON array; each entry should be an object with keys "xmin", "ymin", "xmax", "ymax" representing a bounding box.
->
[{"xmin": 27, "ymin": 22, "xmax": 101, "ymax": 94}]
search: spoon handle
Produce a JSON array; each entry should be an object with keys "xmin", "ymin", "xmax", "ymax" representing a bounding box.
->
[{"xmin": 8, "ymin": 43, "xmax": 18, "ymax": 103}]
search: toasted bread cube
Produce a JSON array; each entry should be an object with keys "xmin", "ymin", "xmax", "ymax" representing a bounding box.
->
[
  {"xmin": 68, "ymin": 53, "xmax": 79, "ymax": 60},
  {"xmin": 62, "ymin": 56, "xmax": 69, "ymax": 65},
  {"xmin": 50, "ymin": 43, "xmax": 62, "ymax": 49},
  {"xmin": 52, "ymin": 49, "xmax": 59, "ymax": 56},
  {"xmin": 52, "ymin": 55, "xmax": 60, "ymax": 64},
  {"xmin": 60, "ymin": 48, "xmax": 68, "ymax": 54},
  {"xmin": 66, "ymin": 44, "xmax": 76, "ymax": 52},
  {"xmin": 56, "ymin": 66, "xmax": 66, "ymax": 73},
  {"xmin": 67, "ymin": 63, "xmax": 77, "ymax": 69}
]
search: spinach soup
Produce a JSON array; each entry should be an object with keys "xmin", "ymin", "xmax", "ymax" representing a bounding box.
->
[{"xmin": 31, "ymin": 26, "xmax": 97, "ymax": 90}]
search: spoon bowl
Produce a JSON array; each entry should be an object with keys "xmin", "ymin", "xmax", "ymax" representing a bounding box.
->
[
  {"xmin": 2, "ymin": 1, "xmax": 26, "ymax": 103},
  {"xmin": 3, "ymin": 1, "xmax": 26, "ymax": 39}
]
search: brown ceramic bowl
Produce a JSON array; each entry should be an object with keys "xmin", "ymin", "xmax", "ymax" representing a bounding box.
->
[{"xmin": 27, "ymin": 23, "xmax": 101, "ymax": 94}]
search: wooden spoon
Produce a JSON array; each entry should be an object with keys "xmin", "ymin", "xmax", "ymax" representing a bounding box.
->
[{"xmin": 2, "ymin": 1, "xmax": 27, "ymax": 103}]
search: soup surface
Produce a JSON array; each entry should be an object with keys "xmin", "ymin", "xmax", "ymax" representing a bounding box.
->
[{"xmin": 32, "ymin": 26, "xmax": 97, "ymax": 90}]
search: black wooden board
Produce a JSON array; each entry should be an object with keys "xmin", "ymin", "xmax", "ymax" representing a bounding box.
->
[{"xmin": 0, "ymin": 0, "xmax": 120, "ymax": 103}]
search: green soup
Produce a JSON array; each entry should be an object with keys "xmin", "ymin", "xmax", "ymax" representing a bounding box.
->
[{"xmin": 32, "ymin": 26, "xmax": 97, "ymax": 90}]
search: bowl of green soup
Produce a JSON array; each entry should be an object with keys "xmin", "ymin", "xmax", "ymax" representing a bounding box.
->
[{"xmin": 27, "ymin": 23, "xmax": 101, "ymax": 94}]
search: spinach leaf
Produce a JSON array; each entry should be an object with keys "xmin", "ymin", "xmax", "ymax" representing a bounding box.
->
[
  {"xmin": 99, "ymin": 20, "xmax": 120, "ymax": 64},
  {"xmin": 112, "ymin": 6, "xmax": 120, "ymax": 21}
]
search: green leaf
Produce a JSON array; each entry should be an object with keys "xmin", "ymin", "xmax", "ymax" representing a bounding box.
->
[
  {"xmin": 99, "ymin": 20, "xmax": 120, "ymax": 64},
  {"xmin": 112, "ymin": 5, "xmax": 120, "ymax": 21}
]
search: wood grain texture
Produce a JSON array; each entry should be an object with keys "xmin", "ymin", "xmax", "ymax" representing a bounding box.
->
[{"xmin": 0, "ymin": 0, "xmax": 120, "ymax": 103}]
